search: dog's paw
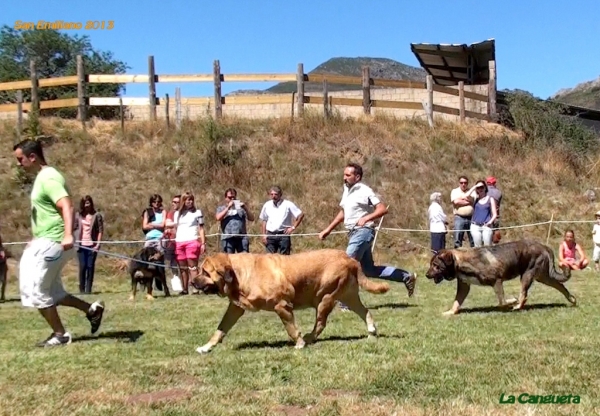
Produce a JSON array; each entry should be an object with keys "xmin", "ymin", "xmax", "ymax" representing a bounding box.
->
[
  {"xmin": 294, "ymin": 338, "xmax": 306, "ymax": 349},
  {"xmin": 128, "ymin": 295, "xmax": 135, "ymax": 301},
  {"xmin": 505, "ymin": 297, "xmax": 518, "ymax": 305},
  {"xmin": 568, "ymin": 295, "xmax": 577, "ymax": 306},
  {"xmin": 196, "ymin": 344, "xmax": 212, "ymax": 354},
  {"xmin": 146, "ymin": 295, "xmax": 155, "ymax": 301},
  {"xmin": 442, "ymin": 310, "xmax": 458, "ymax": 316}
]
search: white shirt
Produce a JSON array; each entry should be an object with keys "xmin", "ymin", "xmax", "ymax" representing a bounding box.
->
[
  {"xmin": 428, "ymin": 202, "xmax": 447, "ymax": 233},
  {"xmin": 450, "ymin": 187, "xmax": 477, "ymax": 217},
  {"xmin": 593, "ymin": 224, "xmax": 600, "ymax": 245},
  {"xmin": 259, "ymin": 199, "xmax": 303, "ymax": 232},
  {"xmin": 173, "ymin": 209, "xmax": 204, "ymax": 242},
  {"xmin": 339, "ymin": 182, "xmax": 381, "ymax": 230}
]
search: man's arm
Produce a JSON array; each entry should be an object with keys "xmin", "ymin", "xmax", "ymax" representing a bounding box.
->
[
  {"xmin": 286, "ymin": 203, "xmax": 305, "ymax": 234},
  {"xmin": 357, "ymin": 202, "xmax": 388, "ymax": 226},
  {"xmin": 293, "ymin": 212, "xmax": 304, "ymax": 228},
  {"xmin": 56, "ymin": 196, "xmax": 74, "ymax": 249},
  {"xmin": 319, "ymin": 209, "xmax": 345, "ymax": 240}
]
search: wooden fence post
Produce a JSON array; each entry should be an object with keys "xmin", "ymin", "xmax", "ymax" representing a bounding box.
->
[
  {"xmin": 76, "ymin": 55, "xmax": 87, "ymax": 130},
  {"xmin": 175, "ymin": 87, "xmax": 182, "ymax": 130},
  {"xmin": 119, "ymin": 97, "xmax": 125, "ymax": 136},
  {"xmin": 165, "ymin": 93, "xmax": 170, "ymax": 128},
  {"xmin": 425, "ymin": 75, "xmax": 434, "ymax": 127},
  {"xmin": 148, "ymin": 55, "xmax": 157, "ymax": 121},
  {"xmin": 16, "ymin": 90, "xmax": 23, "ymax": 139},
  {"xmin": 362, "ymin": 66, "xmax": 371, "ymax": 115},
  {"xmin": 488, "ymin": 60, "xmax": 497, "ymax": 122},
  {"xmin": 323, "ymin": 80, "xmax": 329, "ymax": 118},
  {"xmin": 458, "ymin": 81, "xmax": 465, "ymax": 123},
  {"xmin": 30, "ymin": 60, "xmax": 39, "ymax": 117},
  {"xmin": 296, "ymin": 63, "xmax": 304, "ymax": 117},
  {"xmin": 213, "ymin": 60, "xmax": 222, "ymax": 119}
]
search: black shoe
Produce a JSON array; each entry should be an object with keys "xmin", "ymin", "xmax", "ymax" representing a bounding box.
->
[
  {"xmin": 36, "ymin": 332, "xmax": 72, "ymax": 347},
  {"xmin": 86, "ymin": 300, "xmax": 105, "ymax": 335}
]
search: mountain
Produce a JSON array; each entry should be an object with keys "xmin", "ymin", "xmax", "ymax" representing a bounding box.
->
[
  {"xmin": 552, "ymin": 76, "xmax": 600, "ymax": 110},
  {"xmin": 227, "ymin": 57, "xmax": 427, "ymax": 96}
]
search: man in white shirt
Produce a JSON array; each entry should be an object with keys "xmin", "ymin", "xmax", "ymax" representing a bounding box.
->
[
  {"xmin": 450, "ymin": 175, "xmax": 476, "ymax": 248},
  {"xmin": 319, "ymin": 163, "xmax": 417, "ymax": 300},
  {"xmin": 259, "ymin": 186, "xmax": 304, "ymax": 255}
]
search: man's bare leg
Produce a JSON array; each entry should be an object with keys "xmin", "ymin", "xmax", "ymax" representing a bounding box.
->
[
  {"xmin": 58, "ymin": 294, "xmax": 91, "ymax": 313},
  {"xmin": 39, "ymin": 306, "xmax": 66, "ymax": 335}
]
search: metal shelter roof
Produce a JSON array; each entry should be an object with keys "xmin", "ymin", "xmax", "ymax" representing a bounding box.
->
[{"xmin": 410, "ymin": 39, "xmax": 496, "ymax": 86}]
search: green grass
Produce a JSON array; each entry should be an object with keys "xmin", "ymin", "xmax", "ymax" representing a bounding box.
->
[{"xmin": 1, "ymin": 253, "xmax": 599, "ymax": 416}]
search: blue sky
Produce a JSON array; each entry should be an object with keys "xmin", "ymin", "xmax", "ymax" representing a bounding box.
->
[{"xmin": 4, "ymin": 0, "xmax": 599, "ymax": 100}]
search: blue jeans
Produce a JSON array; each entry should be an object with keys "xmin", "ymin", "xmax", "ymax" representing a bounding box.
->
[
  {"xmin": 346, "ymin": 227, "xmax": 412, "ymax": 283},
  {"xmin": 453, "ymin": 215, "xmax": 474, "ymax": 248},
  {"xmin": 221, "ymin": 237, "xmax": 250, "ymax": 253},
  {"xmin": 77, "ymin": 247, "xmax": 98, "ymax": 294}
]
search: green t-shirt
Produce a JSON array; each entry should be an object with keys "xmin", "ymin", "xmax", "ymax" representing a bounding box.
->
[{"xmin": 30, "ymin": 167, "xmax": 70, "ymax": 242}]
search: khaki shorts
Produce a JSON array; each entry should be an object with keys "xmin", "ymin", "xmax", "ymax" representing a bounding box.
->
[{"xmin": 19, "ymin": 238, "xmax": 74, "ymax": 309}]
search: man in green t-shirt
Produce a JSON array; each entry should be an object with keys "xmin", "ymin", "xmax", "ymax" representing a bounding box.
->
[{"xmin": 14, "ymin": 139, "xmax": 106, "ymax": 347}]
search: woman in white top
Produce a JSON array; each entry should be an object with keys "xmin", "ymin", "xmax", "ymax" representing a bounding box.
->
[
  {"xmin": 428, "ymin": 192, "xmax": 448, "ymax": 254},
  {"xmin": 173, "ymin": 191, "xmax": 206, "ymax": 295}
]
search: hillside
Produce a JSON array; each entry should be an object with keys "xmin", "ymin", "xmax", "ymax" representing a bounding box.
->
[
  {"xmin": 228, "ymin": 57, "xmax": 427, "ymax": 96},
  {"xmin": 1, "ymin": 114, "xmax": 599, "ymax": 273},
  {"xmin": 552, "ymin": 75, "xmax": 600, "ymax": 110}
]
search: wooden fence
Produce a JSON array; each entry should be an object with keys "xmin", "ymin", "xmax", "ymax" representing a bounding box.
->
[{"xmin": 0, "ymin": 55, "xmax": 496, "ymax": 129}]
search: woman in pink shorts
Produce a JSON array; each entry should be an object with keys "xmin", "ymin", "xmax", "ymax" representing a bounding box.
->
[{"xmin": 173, "ymin": 192, "xmax": 206, "ymax": 295}]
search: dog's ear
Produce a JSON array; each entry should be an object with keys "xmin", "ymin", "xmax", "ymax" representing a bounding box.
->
[
  {"xmin": 213, "ymin": 253, "xmax": 236, "ymax": 284},
  {"xmin": 438, "ymin": 250, "xmax": 454, "ymax": 267}
]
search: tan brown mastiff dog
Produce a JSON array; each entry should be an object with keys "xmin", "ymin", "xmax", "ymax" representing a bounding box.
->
[
  {"xmin": 425, "ymin": 239, "xmax": 576, "ymax": 315},
  {"xmin": 191, "ymin": 249, "xmax": 390, "ymax": 353}
]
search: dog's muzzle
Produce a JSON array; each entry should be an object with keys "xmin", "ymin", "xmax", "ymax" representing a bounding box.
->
[
  {"xmin": 191, "ymin": 280, "xmax": 219, "ymax": 295},
  {"xmin": 426, "ymin": 271, "xmax": 444, "ymax": 284}
]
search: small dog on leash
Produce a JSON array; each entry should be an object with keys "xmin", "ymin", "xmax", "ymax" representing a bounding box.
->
[{"xmin": 128, "ymin": 246, "xmax": 170, "ymax": 301}]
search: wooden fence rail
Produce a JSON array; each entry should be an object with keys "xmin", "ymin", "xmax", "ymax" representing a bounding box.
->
[{"xmin": 0, "ymin": 55, "xmax": 497, "ymax": 127}]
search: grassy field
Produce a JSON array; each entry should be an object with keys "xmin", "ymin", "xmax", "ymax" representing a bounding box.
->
[
  {"xmin": 1, "ymin": 254, "xmax": 599, "ymax": 416},
  {"xmin": 1, "ymin": 114, "xmax": 600, "ymax": 415}
]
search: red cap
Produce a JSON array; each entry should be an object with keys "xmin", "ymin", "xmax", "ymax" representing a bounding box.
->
[{"xmin": 486, "ymin": 176, "xmax": 497, "ymax": 185}]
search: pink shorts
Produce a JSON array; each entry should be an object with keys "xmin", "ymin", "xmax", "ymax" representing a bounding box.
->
[{"xmin": 175, "ymin": 240, "xmax": 201, "ymax": 261}]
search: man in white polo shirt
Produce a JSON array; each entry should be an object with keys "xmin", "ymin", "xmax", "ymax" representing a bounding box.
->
[
  {"xmin": 259, "ymin": 185, "xmax": 304, "ymax": 255},
  {"xmin": 319, "ymin": 163, "xmax": 417, "ymax": 300}
]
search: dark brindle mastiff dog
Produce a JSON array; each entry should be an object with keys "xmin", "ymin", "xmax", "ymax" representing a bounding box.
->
[
  {"xmin": 425, "ymin": 239, "xmax": 576, "ymax": 315},
  {"xmin": 128, "ymin": 246, "xmax": 170, "ymax": 301}
]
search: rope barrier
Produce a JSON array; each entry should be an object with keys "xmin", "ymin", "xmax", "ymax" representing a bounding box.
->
[{"xmin": 1, "ymin": 218, "xmax": 595, "ymax": 247}]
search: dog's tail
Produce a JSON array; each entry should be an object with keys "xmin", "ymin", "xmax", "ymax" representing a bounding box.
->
[
  {"xmin": 350, "ymin": 258, "xmax": 390, "ymax": 294},
  {"xmin": 545, "ymin": 245, "xmax": 572, "ymax": 283}
]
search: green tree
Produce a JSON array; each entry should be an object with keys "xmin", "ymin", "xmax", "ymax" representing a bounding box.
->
[{"xmin": 0, "ymin": 25, "xmax": 129, "ymax": 119}]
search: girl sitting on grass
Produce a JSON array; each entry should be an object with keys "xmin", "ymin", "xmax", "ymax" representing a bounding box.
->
[{"xmin": 558, "ymin": 230, "xmax": 589, "ymax": 270}]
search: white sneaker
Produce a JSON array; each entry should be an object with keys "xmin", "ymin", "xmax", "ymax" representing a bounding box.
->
[{"xmin": 36, "ymin": 332, "xmax": 72, "ymax": 347}]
